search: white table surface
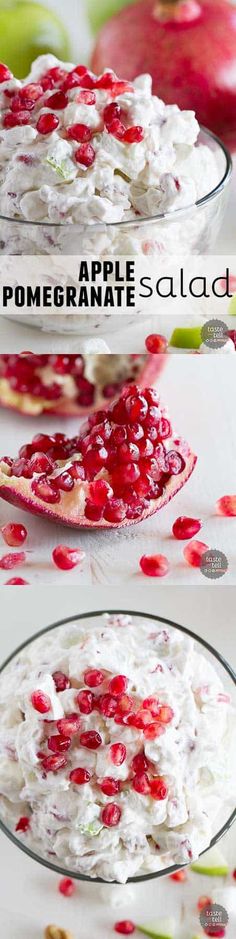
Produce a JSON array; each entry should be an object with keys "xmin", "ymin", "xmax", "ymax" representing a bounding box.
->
[
  {"xmin": 0, "ymin": 586, "xmax": 235, "ymax": 939},
  {"xmin": 0, "ymin": 354, "xmax": 235, "ymax": 585}
]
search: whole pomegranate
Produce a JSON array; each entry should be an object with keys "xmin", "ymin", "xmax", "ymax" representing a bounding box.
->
[{"xmin": 92, "ymin": 0, "xmax": 236, "ymax": 147}]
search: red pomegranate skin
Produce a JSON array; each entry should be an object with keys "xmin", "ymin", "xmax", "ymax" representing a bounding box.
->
[{"xmin": 91, "ymin": 0, "xmax": 236, "ymax": 146}]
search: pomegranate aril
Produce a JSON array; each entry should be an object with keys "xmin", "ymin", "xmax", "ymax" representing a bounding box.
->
[
  {"xmin": 103, "ymin": 499, "xmax": 127, "ymax": 523},
  {"xmin": 57, "ymin": 714, "xmax": 80, "ymax": 736},
  {"xmin": 1, "ymin": 523, "xmax": 27, "ymax": 547},
  {"xmin": 104, "ymin": 102, "xmax": 121, "ymax": 126},
  {"xmin": 29, "ymin": 452, "xmax": 55, "ymax": 474},
  {"xmin": 0, "ymin": 551, "xmax": 26, "ymax": 570},
  {"xmin": 76, "ymin": 689, "xmax": 95, "ymax": 714},
  {"xmin": 101, "ymin": 803, "xmax": 121, "ymax": 827},
  {"xmin": 150, "ymin": 777, "xmax": 168, "ymax": 800},
  {"xmin": 52, "ymin": 545, "xmax": 85, "ymax": 571},
  {"xmin": 53, "ymin": 671, "xmax": 71, "ymax": 692},
  {"xmin": 98, "ymin": 693, "xmax": 118, "ymax": 718},
  {"xmin": 0, "ymin": 64, "xmax": 13, "ymax": 82},
  {"xmin": 3, "ymin": 111, "xmax": 30, "ymax": 127},
  {"xmin": 216, "ymin": 495, "xmax": 236, "ymax": 516},
  {"xmin": 118, "ymin": 442, "xmax": 140, "ymax": 463},
  {"xmin": 142, "ymin": 696, "xmax": 159, "ymax": 716},
  {"xmin": 131, "ymin": 709, "xmax": 152, "ymax": 729},
  {"xmin": 197, "ymin": 895, "xmax": 212, "ymax": 911},
  {"xmin": 131, "ymin": 752, "xmax": 149, "ymax": 773},
  {"xmin": 126, "ymin": 393, "xmax": 148, "ymax": 423},
  {"xmin": 89, "ymin": 479, "xmax": 113, "ymax": 506},
  {"xmin": 128, "ymin": 423, "xmax": 144, "ymax": 443},
  {"xmin": 52, "ymin": 472, "xmax": 74, "ymax": 493},
  {"xmin": 76, "ymin": 90, "xmax": 96, "ymax": 104},
  {"xmin": 165, "ymin": 451, "xmax": 185, "ymax": 475},
  {"xmin": 5, "ymin": 577, "xmax": 29, "ymax": 585},
  {"xmin": 41, "ymin": 754, "xmax": 67, "ymax": 772},
  {"xmin": 45, "ymin": 66, "xmax": 68, "ymax": 83},
  {"xmin": 31, "ymin": 477, "xmax": 60, "ymax": 504},
  {"xmin": 108, "ymin": 675, "xmax": 128, "ymax": 696},
  {"xmin": 144, "ymin": 723, "xmax": 165, "ymax": 740},
  {"xmin": 157, "ymin": 418, "xmax": 171, "ymax": 439},
  {"xmin": 67, "ymin": 123, "xmax": 92, "ymax": 142},
  {"xmin": 31, "ymin": 690, "xmax": 51, "ymax": 713},
  {"xmin": 80, "ymin": 731, "xmax": 102, "ymax": 749},
  {"xmin": 74, "ymin": 143, "xmax": 95, "ymax": 166},
  {"xmin": 183, "ymin": 540, "xmax": 209, "ymax": 567},
  {"xmin": 85, "ymin": 500, "xmax": 104, "ymax": 522},
  {"xmin": 36, "ymin": 113, "xmax": 59, "ymax": 134},
  {"xmin": 110, "ymin": 743, "xmax": 126, "ymax": 765},
  {"xmin": 47, "ymin": 91, "xmax": 68, "ymax": 109},
  {"xmin": 48, "ymin": 734, "xmax": 71, "ymax": 753},
  {"xmin": 15, "ymin": 816, "xmax": 30, "ymax": 832},
  {"xmin": 123, "ymin": 125, "xmax": 144, "ymax": 143},
  {"xmin": 100, "ymin": 776, "xmax": 121, "ymax": 796},
  {"xmin": 69, "ymin": 767, "xmax": 91, "ymax": 784},
  {"xmin": 84, "ymin": 668, "xmax": 105, "ymax": 688},
  {"xmin": 172, "ymin": 516, "xmax": 202, "ymax": 540},
  {"xmin": 114, "ymin": 923, "xmax": 135, "ymax": 935},
  {"xmin": 145, "ymin": 334, "xmax": 168, "ymax": 353},
  {"xmin": 58, "ymin": 877, "xmax": 75, "ymax": 897},
  {"xmin": 132, "ymin": 772, "xmax": 151, "ymax": 794},
  {"xmin": 170, "ymin": 869, "xmax": 187, "ymax": 882},
  {"xmin": 139, "ymin": 554, "xmax": 169, "ymax": 577},
  {"xmin": 157, "ymin": 705, "xmax": 174, "ymax": 723},
  {"xmin": 116, "ymin": 694, "xmax": 133, "ymax": 715}
]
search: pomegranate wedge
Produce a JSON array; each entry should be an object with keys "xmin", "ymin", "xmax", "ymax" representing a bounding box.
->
[
  {"xmin": 0, "ymin": 385, "xmax": 197, "ymax": 529},
  {"xmin": 0, "ymin": 353, "xmax": 162, "ymax": 418}
]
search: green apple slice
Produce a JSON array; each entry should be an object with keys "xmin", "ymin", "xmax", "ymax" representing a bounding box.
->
[
  {"xmin": 137, "ymin": 916, "xmax": 175, "ymax": 938},
  {"xmin": 169, "ymin": 327, "xmax": 202, "ymax": 349},
  {"xmin": 191, "ymin": 846, "xmax": 229, "ymax": 876},
  {"xmin": 229, "ymin": 295, "xmax": 236, "ymax": 315}
]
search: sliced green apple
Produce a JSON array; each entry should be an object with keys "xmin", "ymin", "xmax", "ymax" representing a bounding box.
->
[
  {"xmin": 137, "ymin": 916, "xmax": 175, "ymax": 939},
  {"xmin": 169, "ymin": 327, "xmax": 202, "ymax": 349},
  {"xmin": 229, "ymin": 295, "xmax": 236, "ymax": 315},
  {"xmin": 191, "ymin": 846, "xmax": 229, "ymax": 877}
]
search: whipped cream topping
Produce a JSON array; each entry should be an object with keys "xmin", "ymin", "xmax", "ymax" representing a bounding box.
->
[
  {"xmin": 0, "ymin": 615, "xmax": 234, "ymax": 883},
  {"xmin": 0, "ymin": 55, "xmax": 218, "ymax": 226}
]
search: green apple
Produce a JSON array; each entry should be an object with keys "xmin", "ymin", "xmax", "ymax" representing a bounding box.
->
[
  {"xmin": 169, "ymin": 326, "xmax": 202, "ymax": 349},
  {"xmin": 229, "ymin": 294, "xmax": 236, "ymax": 315},
  {"xmin": 137, "ymin": 917, "xmax": 175, "ymax": 939},
  {"xmin": 191, "ymin": 846, "xmax": 229, "ymax": 877},
  {"xmin": 0, "ymin": 1, "xmax": 70, "ymax": 78},
  {"xmin": 86, "ymin": 0, "xmax": 136, "ymax": 34}
]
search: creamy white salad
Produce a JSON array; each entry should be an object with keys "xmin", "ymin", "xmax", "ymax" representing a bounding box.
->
[{"xmin": 0, "ymin": 614, "xmax": 234, "ymax": 883}]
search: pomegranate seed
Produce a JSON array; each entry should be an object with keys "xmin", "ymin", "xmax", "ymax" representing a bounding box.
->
[
  {"xmin": 58, "ymin": 877, "xmax": 75, "ymax": 897},
  {"xmin": 69, "ymin": 767, "xmax": 91, "ymax": 784},
  {"xmin": 31, "ymin": 477, "xmax": 60, "ymax": 504},
  {"xmin": 76, "ymin": 90, "xmax": 96, "ymax": 104},
  {"xmin": 157, "ymin": 417, "xmax": 171, "ymax": 439},
  {"xmin": 15, "ymin": 816, "xmax": 30, "ymax": 833},
  {"xmin": 142, "ymin": 696, "xmax": 159, "ymax": 716},
  {"xmin": 204, "ymin": 931, "xmax": 225, "ymax": 938},
  {"xmin": 131, "ymin": 753, "xmax": 149, "ymax": 774},
  {"xmin": 110, "ymin": 743, "xmax": 126, "ymax": 765},
  {"xmin": 132, "ymin": 772, "xmax": 151, "ymax": 794},
  {"xmin": 98, "ymin": 694, "xmax": 117, "ymax": 718},
  {"xmin": 144, "ymin": 723, "xmax": 165, "ymax": 740},
  {"xmin": 4, "ymin": 577, "xmax": 29, "ymax": 585},
  {"xmin": 30, "ymin": 452, "xmax": 54, "ymax": 474},
  {"xmin": 3, "ymin": 111, "xmax": 30, "ymax": 128},
  {"xmin": 139, "ymin": 554, "xmax": 169, "ymax": 577},
  {"xmin": 197, "ymin": 895, "xmax": 212, "ymax": 911},
  {"xmin": 74, "ymin": 143, "xmax": 95, "ymax": 166},
  {"xmin": 126, "ymin": 393, "xmax": 148, "ymax": 423},
  {"xmin": 170, "ymin": 869, "xmax": 187, "ymax": 882},
  {"xmin": 103, "ymin": 499, "xmax": 127, "ymax": 523},
  {"xmin": 100, "ymin": 777, "xmax": 121, "ymax": 795},
  {"xmin": 233, "ymin": 869, "xmax": 236, "ymax": 879},
  {"xmin": 145, "ymin": 334, "xmax": 168, "ymax": 353},
  {"xmin": 76, "ymin": 689, "xmax": 95, "ymax": 714},
  {"xmin": 104, "ymin": 102, "xmax": 121, "ymax": 126},
  {"xmin": 84, "ymin": 668, "xmax": 105, "ymax": 687},
  {"xmin": 183, "ymin": 540, "xmax": 209, "ymax": 567},
  {"xmin": 116, "ymin": 694, "xmax": 133, "ymax": 715},
  {"xmin": 216, "ymin": 495, "xmax": 236, "ymax": 516},
  {"xmin": 31, "ymin": 690, "xmax": 51, "ymax": 714},
  {"xmin": 45, "ymin": 66, "xmax": 68, "ymax": 83},
  {"xmin": 157, "ymin": 705, "xmax": 174, "ymax": 723},
  {"xmin": 150, "ymin": 777, "xmax": 168, "ymax": 800},
  {"xmin": 130, "ymin": 709, "xmax": 152, "ymax": 729},
  {"xmin": 67, "ymin": 122, "xmax": 92, "ymax": 142},
  {"xmin": 123, "ymin": 125, "xmax": 144, "ymax": 143},
  {"xmin": 41, "ymin": 754, "xmax": 67, "ymax": 772},
  {"xmin": 80, "ymin": 731, "xmax": 102, "ymax": 749},
  {"xmin": 47, "ymin": 91, "xmax": 68, "ymax": 109},
  {"xmin": 57, "ymin": 714, "xmax": 80, "ymax": 736},
  {"xmin": 48, "ymin": 734, "xmax": 71, "ymax": 753},
  {"xmin": 36, "ymin": 113, "xmax": 59, "ymax": 134},
  {"xmin": 108, "ymin": 118, "xmax": 126, "ymax": 139},
  {"xmin": 108, "ymin": 675, "xmax": 128, "ymax": 696},
  {"xmin": 172, "ymin": 516, "xmax": 202, "ymax": 540},
  {"xmin": 52, "ymin": 545, "xmax": 85, "ymax": 571},
  {"xmin": 53, "ymin": 671, "xmax": 71, "ymax": 692},
  {"xmin": 101, "ymin": 803, "xmax": 121, "ymax": 827},
  {"xmin": 1, "ymin": 523, "xmax": 27, "ymax": 547},
  {"xmin": 0, "ymin": 551, "xmax": 26, "ymax": 570},
  {"xmin": 0, "ymin": 63, "xmax": 13, "ymax": 82},
  {"xmin": 89, "ymin": 480, "xmax": 113, "ymax": 506},
  {"xmin": 114, "ymin": 923, "xmax": 135, "ymax": 935}
]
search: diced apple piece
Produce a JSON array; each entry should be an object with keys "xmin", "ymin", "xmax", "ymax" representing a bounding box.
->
[{"xmin": 191, "ymin": 846, "xmax": 229, "ymax": 877}]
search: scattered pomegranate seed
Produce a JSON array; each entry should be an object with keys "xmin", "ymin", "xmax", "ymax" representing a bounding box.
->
[
  {"xmin": 1, "ymin": 523, "xmax": 27, "ymax": 547},
  {"xmin": 204, "ymin": 931, "xmax": 225, "ymax": 938},
  {"xmin": 36, "ymin": 113, "xmax": 59, "ymax": 134},
  {"xmin": 144, "ymin": 723, "xmax": 165, "ymax": 740},
  {"xmin": 123, "ymin": 126, "xmax": 144, "ymax": 143},
  {"xmin": 31, "ymin": 690, "xmax": 51, "ymax": 713},
  {"xmin": 58, "ymin": 877, "xmax": 75, "ymax": 897},
  {"xmin": 52, "ymin": 545, "xmax": 85, "ymax": 571},
  {"xmin": 114, "ymin": 923, "xmax": 135, "ymax": 935},
  {"xmin": 101, "ymin": 803, "xmax": 122, "ymax": 827},
  {"xmin": 170, "ymin": 869, "xmax": 187, "ymax": 882},
  {"xmin": 104, "ymin": 102, "xmax": 121, "ymax": 127},
  {"xmin": 41, "ymin": 754, "xmax": 67, "ymax": 772},
  {"xmin": 57, "ymin": 714, "xmax": 80, "ymax": 736},
  {"xmin": 142, "ymin": 696, "xmax": 159, "ymax": 716},
  {"xmin": 48, "ymin": 734, "xmax": 71, "ymax": 753},
  {"xmin": 216, "ymin": 495, "xmax": 236, "ymax": 516},
  {"xmin": 0, "ymin": 63, "xmax": 13, "ymax": 82},
  {"xmin": 53, "ymin": 671, "xmax": 71, "ymax": 692},
  {"xmin": 84, "ymin": 668, "xmax": 105, "ymax": 687},
  {"xmin": 80, "ymin": 731, "xmax": 102, "ymax": 749},
  {"xmin": 116, "ymin": 694, "xmax": 133, "ymax": 715},
  {"xmin": 3, "ymin": 110, "xmax": 30, "ymax": 128},
  {"xmin": 108, "ymin": 675, "xmax": 128, "ymax": 696},
  {"xmin": 145, "ymin": 334, "xmax": 168, "ymax": 354},
  {"xmin": 183, "ymin": 540, "xmax": 209, "ymax": 567},
  {"xmin": 172, "ymin": 516, "xmax": 202, "ymax": 540},
  {"xmin": 110, "ymin": 743, "xmax": 126, "ymax": 765},
  {"xmin": 0, "ymin": 551, "xmax": 26, "ymax": 570},
  {"xmin": 69, "ymin": 767, "xmax": 91, "ymax": 784},
  {"xmin": 15, "ymin": 816, "xmax": 30, "ymax": 833},
  {"xmin": 157, "ymin": 706, "xmax": 174, "ymax": 723},
  {"xmin": 131, "ymin": 752, "xmax": 149, "ymax": 774},
  {"xmin": 76, "ymin": 90, "xmax": 96, "ymax": 105},
  {"xmin": 47, "ymin": 91, "xmax": 68, "ymax": 110},
  {"xmin": 67, "ymin": 122, "xmax": 92, "ymax": 142},
  {"xmin": 197, "ymin": 895, "xmax": 212, "ymax": 911},
  {"xmin": 150, "ymin": 777, "xmax": 168, "ymax": 800},
  {"xmin": 132, "ymin": 772, "xmax": 151, "ymax": 794},
  {"xmin": 139, "ymin": 554, "xmax": 169, "ymax": 577},
  {"xmin": 74, "ymin": 143, "xmax": 95, "ymax": 166},
  {"xmin": 100, "ymin": 777, "xmax": 121, "ymax": 795},
  {"xmin": 5, "ymin": 577, "xmax": 29, "ymax": 585},
  {"xmin": 98, "ymin": 694, "xmax": 117, "ymax": 718},
  {"xmin": 45, "ymin": 66, "xmax": 68, "ymax": 83},
  {"xmin": 76, "ymin": 689, "xmax": 95, "ymax": 714}
]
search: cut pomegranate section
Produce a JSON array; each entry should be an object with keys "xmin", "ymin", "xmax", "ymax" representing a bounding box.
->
[{"xmin": 0, "ymin": 385, "xmax": 196, "ymax": 530}]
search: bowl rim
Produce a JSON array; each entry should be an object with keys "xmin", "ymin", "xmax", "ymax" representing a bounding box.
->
[
  {"xmin": 0, "ymin": 608, "xmax": 235, "ymax": 884},
  {"xmin": 0, "ymin": 127, "xmax": 232, "ymax": 230}
]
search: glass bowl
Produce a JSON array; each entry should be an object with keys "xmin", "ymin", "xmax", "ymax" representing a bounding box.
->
[
  {"xmin": 0, "ymin": 609, "xmax": 235, "ymax": 884},
  {"xmin": 1, "ymin": 127, "xmax": 232, "ymax": 335}
]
